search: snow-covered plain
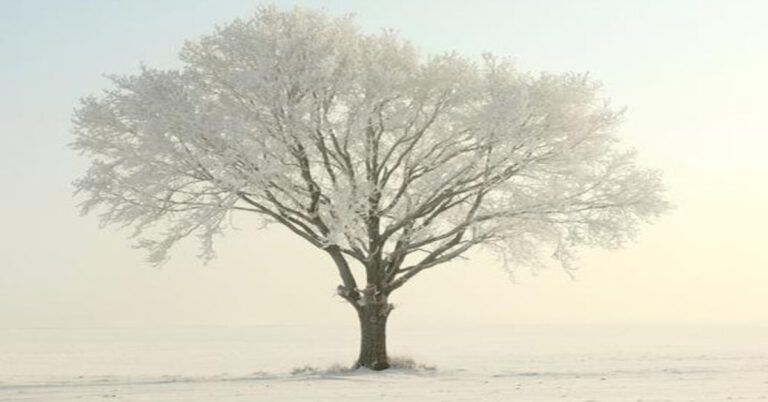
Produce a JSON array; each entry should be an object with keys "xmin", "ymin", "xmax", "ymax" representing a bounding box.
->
[{"xmin": 2, "ymin": 324, "xmax": 767, "ymax": 401}]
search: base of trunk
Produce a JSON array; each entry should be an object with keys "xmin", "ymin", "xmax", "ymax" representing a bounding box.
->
[{"xmin": 354, "ymin": 301, "xmax": 392, "ymax": 370}]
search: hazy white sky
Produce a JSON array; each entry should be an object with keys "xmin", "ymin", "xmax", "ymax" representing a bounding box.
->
[{"xmin": 1, "ymin": 0, "xmax": 767, "ymax": 329}]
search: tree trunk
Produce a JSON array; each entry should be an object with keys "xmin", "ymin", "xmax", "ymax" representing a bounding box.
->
[{"xmin": 354, "ymin": 300, "xmax": 392, "ymax": 370}]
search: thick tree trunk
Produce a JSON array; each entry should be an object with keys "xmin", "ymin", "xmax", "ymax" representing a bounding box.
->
[{"xmin": 354, "ymin": 300, "xmax": 392, "ymax": 370}]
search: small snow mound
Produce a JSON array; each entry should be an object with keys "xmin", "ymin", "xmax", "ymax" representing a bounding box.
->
[
  {"xmin": 289, "ymin": 356, "xmax": 436, "ymax": 377},
  {"xmin": 290, "ymin": 364, "xmax": 352, "ymax": 376},
  {"xmin": 388, "ymin": 356, "xmax": 437, "ymax": 372}
]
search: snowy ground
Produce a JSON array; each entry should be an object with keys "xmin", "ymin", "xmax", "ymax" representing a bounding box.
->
[{"xmin": 2, "ymin": 324, "xmax": 767, "ymax": 401}]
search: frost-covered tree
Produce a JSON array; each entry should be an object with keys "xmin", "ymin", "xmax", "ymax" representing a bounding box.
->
[{"xmin": 72, "ymin": 7, "xmax": 667, "ymax": 370}]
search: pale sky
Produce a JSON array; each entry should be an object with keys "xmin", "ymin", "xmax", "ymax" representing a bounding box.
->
[{"xmin": 1, "ymin": 0, "xmax": 767, "ymax": 329}]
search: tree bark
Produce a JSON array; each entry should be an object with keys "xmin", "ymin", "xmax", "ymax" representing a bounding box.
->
[{"xmin": 354, "ymin": 299, "xmax": 392, "ymax": 370}]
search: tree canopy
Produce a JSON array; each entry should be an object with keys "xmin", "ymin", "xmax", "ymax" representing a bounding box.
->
[{"xmin": 73, "ymin": 6, "xmax": 667, "ymax": 297}]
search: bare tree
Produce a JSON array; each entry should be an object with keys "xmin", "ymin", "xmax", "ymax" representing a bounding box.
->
[{"xmin": 72, "ymin": 7, "xmax": 667, "ymax": 370}]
